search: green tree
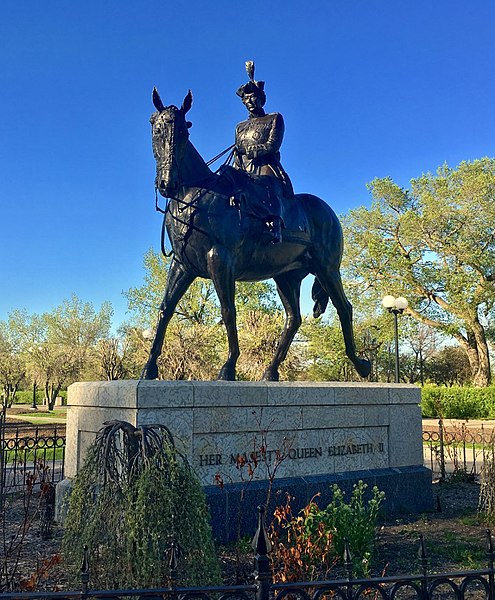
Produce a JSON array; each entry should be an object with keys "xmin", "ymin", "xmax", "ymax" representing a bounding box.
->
[
  {"xmin": 63, "ymin": 422, "xmax": 220, "ymax": 588},
  {"xmin": 343, "ymin": 158, "xmax": 495, "ymax": 387},
  {"xmin": 0, "ymin": 318, "xmax": 26, "ymax": 411},
  {"xmin": 425, "ymin": 346, "xmax": 472, "ymax": 387},
  {"xmin": 397, "ymin": 320, "xmax": 443, "ymax": 385},
  {"xmin": 95, "ymin": 335, "xmax": 135, "ymax": 381},
  {"xmin": 19, "ymin": 296, "xmax": 112, "ymax": 408}
]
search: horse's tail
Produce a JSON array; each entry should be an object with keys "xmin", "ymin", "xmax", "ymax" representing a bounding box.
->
[{"xmin": 311, "ymin": 276, "xmax": 329, "ymax": 318}]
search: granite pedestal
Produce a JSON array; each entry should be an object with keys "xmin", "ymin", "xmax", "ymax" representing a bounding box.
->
[{"xmin": 59, "ymin": 380, "xmax": 432, "ymax": 541}]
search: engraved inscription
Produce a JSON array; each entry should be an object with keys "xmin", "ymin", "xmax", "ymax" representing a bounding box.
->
[{"xmin": 196, "ymin": 441, "xmax": 384, "ymax": 468}]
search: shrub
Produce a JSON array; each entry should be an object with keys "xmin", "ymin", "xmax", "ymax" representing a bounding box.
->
[
  {"xmin": 12, "ymin": 390, "xmax": 67, "ymax": 406},
  {"xmin": 11, "ymin": 391, "xmax": 45, "ymax": 405},
  {"xmin": 63, "ymin": 421, "xmax": 220, "ymax": 589},
  {"xmin": 479, "ymin": 456, "xmax": 495, "ymax": 524},
  {"xmin": 270, "ymin": 481, "xmax": 385, "ymax": 581},
  {"xmin": 323, "ymin": 481, "xmax": 385, "ymax": 575},
  {"xmin": 421, "ymin": 386, "xmax": 495, "ymax": 419},
  {"xmin": 270, "ymin": 495, "xmax": 335, "ymax": 583}
]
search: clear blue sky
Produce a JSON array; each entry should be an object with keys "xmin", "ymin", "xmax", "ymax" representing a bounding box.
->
[{"xmin": 1, "ymin": 1, "xmax": 494, "ymax": 328}]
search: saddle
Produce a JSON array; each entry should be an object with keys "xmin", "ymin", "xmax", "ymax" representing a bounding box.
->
[{"xmin": 217, "ymin": 165, "xmax": 309, "ymax": 244}]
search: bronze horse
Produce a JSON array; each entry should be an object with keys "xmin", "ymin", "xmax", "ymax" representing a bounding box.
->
[{"xmin": 142, "ymin": 90, "xmax": 371, "ymax": 381}]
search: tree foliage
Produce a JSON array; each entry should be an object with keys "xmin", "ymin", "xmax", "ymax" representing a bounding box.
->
[
  {"xmin": 425, "ymin": 346, "xmax": 472, "ymax": 387},
  {"xmin": 0, "ymin": 318, "xmax": 26, "ymax": 411},
  {"xmin": 343, "ymin": 158, "xmax": 495, "ymax": 386},
  {"xmin": 15, "ymin": 296, "xmax": 112, "ymax": 408}
]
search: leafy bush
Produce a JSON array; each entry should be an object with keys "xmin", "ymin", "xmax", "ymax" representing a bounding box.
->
[
  {"xmin": 12, "ymin": 391, "xmax": 44, "ymax": 405},
  {"xmin": 13, "ymin": 390, "xmax": 67, "ymax": 405},
  {"xmin": 270, "ymin": 495, "xmax": 335, "ymax": 582},
  {"xmin": 323, "ymin": 481, "xmax": 385, "ymax": 575},
  {"xmin": 270, "ymin": 481, "xmax": 385, "ymax": 581},
  {"xmin": 479, "ymin": 456, "xmax": 495, "ymax": 524},
  {"xmin": 421, "ymin": 386, "xmax": 495, "ymax": 419},
  {"xmin": 63, "ymin": 421, "xmax": 220, "ymax": 589}
]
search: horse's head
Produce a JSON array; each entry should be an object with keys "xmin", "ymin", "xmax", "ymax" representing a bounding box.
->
[{"xmin": 150, "ymin": 88, "xmax": 193, "ymax": 198}]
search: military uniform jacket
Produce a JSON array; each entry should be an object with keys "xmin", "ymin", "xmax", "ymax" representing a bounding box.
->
[{"xmin": 234, "ymin": 112, "xmax": 293, "ymax": 196}]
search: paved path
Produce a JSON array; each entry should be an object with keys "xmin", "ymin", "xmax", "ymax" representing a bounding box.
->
[{"xmin": 423, "ymin": 418, "xmax": 495, "ymax": 432}]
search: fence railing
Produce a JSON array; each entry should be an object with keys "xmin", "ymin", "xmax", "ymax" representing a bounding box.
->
[
  {"xmin": 0, "ymin": 424, "xmax": 66, "ymax": 491},
  {"xmin": 423, "ymin": 419, "xmax": 495, "ymax": 480},
  {"xmin": 1, "ymin": 506, "xmax": 494, "ymax": 600},
  {"xmin": 1, "ymin": 418, "xmax": 494, "ymax": 492},
  {"xmin": 1, "ymin": 418, "xmax": 494, "ymax": 491}
]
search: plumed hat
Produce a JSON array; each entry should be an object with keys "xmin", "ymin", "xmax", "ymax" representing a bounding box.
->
[{"xmin": 236, "ymin": 61, "xmax": 266, "ymax": 106}]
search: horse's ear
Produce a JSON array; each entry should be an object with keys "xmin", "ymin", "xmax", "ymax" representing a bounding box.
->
[
  {"xmin": 181, "ymin": 90, "xmax": 193, "ymax": 114},
  {"xmin": 152, "ymin": 87, "xmax": 166, "ymax": 112}
]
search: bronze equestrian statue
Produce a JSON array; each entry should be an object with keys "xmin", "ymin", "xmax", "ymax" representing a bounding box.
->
[
  {"xmin": 229, "ymin": 60, "xmax": 293, "ymax": 244},
  {"xmin": 142, "ymin": 64, "xmax": 371, "ymax": 382}
]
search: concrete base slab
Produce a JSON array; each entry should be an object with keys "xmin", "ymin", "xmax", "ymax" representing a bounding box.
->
[{"xmin": 59, "ymin": 380, "xmax": 433, "ymax": 541}]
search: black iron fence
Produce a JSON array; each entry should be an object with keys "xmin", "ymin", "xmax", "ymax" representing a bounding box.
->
[
  {"xmin": 0, "ymin": 424, "xmax": 66, "ymax": 491},
  {"xmin": 1, "ymin": 507, "xmax": 495, "ymax": 600},
  {"xmin": 1, "ymin": 418, "xmax": 494, "ymax": 490},
  {"xmin": 423, "ymin": 419, "xmax": 495, "ymax": 480}
]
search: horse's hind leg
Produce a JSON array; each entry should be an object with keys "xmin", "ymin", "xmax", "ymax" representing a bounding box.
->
[
  {"xmin": 141, "ymin": 258, "xmax": 195, "ymax": 380},
  {"xmin": 262, "ymin": 271, "xmax": 304, "ymax": 381},
  {"xmin": 316, "ymin": 268, "xmax": 371, "ymax": 378}
]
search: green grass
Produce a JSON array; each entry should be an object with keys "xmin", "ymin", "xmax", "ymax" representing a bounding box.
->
[
  {"xmin": 5, "ymin": 446, "xmax": 65, "ymax": 464},
  {"xmin": 424, "ymin": 532, "xmax": 486, "ymax": 570},
  {"xmin": 11, "ymin": 410, "xmax": 67, "ymax": 425}
]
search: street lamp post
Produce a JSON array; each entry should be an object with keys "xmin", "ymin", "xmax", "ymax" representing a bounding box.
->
[
  {"xmin": 382, "ymin": 295, "xmax": 408, "ymax": 383},
  {"xmin": 31, "ymin": 381, "xmax": 37, "ymax": 410}
]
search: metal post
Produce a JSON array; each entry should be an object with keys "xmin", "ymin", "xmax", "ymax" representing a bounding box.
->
[
  {"xmin": 81, "ymin": 545, "xmax": 90, "ymax": 597},
  {"xmin": 418, "ymin": 534, "xmax": 428, "ymax": 600},
  {"xmin": 393, "ymin": 310, "xmax": 400, "ymax": 383},
  {"xmin": 252, "ymin": 505, "xmax": 272, "ymax": 600},
  {"xmin": 343, "ymin": 538, "xmax": 354, "ymax": 600},
  {"xmin": 487, "ymin": 529, "xmax": 494, "ymax": 600},
  {"xmin": 438, "ymin": 419, "xmax": 446, "ymax": 482}
]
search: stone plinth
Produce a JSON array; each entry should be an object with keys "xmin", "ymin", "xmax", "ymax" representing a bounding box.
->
[{"xmin": 62, "ymin": 380, "xmax": 432, "ymax": 541}]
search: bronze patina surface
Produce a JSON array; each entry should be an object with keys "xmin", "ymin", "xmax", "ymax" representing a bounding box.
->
[{"xmin": 142, "ymin": 64, "xmax": 370, "ymax": 382}]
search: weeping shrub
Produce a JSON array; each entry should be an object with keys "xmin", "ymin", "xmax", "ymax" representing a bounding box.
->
[{"xmin": 62, "ymin": 421, "xmax": 220, "ymax": 588}]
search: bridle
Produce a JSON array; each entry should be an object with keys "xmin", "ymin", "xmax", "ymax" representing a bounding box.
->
[{"xmin": 153, "ymin": 110, "xmax": 237, "ymax": 258}]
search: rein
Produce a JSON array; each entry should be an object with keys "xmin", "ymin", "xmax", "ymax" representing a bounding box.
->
[
  {"xmin": 206, "ymin": 144, "xmax": 235, "ymax": 167},
  {"xmin": 155, "ymin": 142, "xmax": 235, "ymax": 258},
  {"xmin": 154, "ymin": 138, "xmax": 271, "ymax": 259}
]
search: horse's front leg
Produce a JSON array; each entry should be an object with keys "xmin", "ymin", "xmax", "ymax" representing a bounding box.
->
[
  {"xmin": 262, "ymin": 271, "xmax": 304, "ymax": 381},
  {"xmin": 141, "ymin": 258, "xmax": 195, "ymax": 380},
  {"xmin": 207, "ymin": 246, "xmax": 239, "ymax": 381}
]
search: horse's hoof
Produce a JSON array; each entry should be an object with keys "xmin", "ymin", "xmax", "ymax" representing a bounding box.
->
[
  {"xmin": 355, "ymin": 358, "xmax": 372, "ymax": 378},
  {"xmin": 141, "ymin": 362, "xmax": 159, "ymax": 380},
  {"xmin": 262, "ymin": 369, "xmax": 279, "ymax": 382},
  {"xmin": 217, "ymin": 367, "xmax": 235, "ymax": 381}
]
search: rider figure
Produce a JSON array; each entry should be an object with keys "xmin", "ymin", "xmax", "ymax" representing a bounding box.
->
[{"xmin": 233, "ymin": 61, "xmax": 294, "ymax": 244}]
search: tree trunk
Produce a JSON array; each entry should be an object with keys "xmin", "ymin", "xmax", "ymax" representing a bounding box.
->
[
  {"xmin": 461, "ymin": 325, "xmax": 491, "ymax": 387},
  {"xmin": 48, "ymin": 382, "xmax": 61, "ymax": 411},
  {"xmin": 472, "ymin": 320, "xmax": 491, "ymax": 387}
]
